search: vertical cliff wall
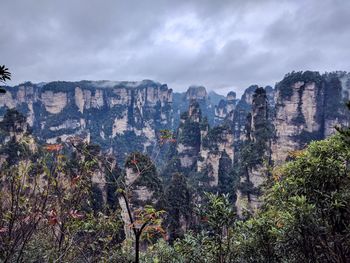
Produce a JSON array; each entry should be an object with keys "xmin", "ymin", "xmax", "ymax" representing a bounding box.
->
[
  {"xmin": 0, "ymin": 80, "xmax": 173, "ymax": 164},
  {"xmin": 176, "ymin": 100, "xmax": 202, "ymax": 170},
  {"xmin": 235, "ymin": 88, "xmax": 272, "ymax": 216},
  {"xmin": 171, "ymin": 99, "xmax": 235, "ymax": 187},
  {"xmin": 2, "ymin": 72, "xmax": 350, "ymax": 216},
  {"xmin": 214, "ymin": 91, "xmax": 238, "ymax": 124},
  {"xmin": 272, "ymin": 71, "xmax": 350, "ymax": 164}
]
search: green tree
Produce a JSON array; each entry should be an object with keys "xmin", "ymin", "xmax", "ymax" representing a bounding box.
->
[
  {"xmin": 164, "ymin": 173, "xmax": 192, "ymax": 242},
  {"xmin": 118, "ymin": 152, "xmax": 165, "ymax": 263},
  {"xmin": 0, "ymin": 110, "xmax": 124, "ymax": 262},
  {"xmin": 175, "ymin": 193, "xmax": 235, "ymax": 263},
  {"xmin": 141, "ymin": 239, "xmax": 183, "ymax": 263},
  {"xmin": 234, "ymin": 135, "xmax": 350, "ymax": 262},
  {"xmin": 0, "ymin": 65, "xmax": 11, "ymax": 93}
]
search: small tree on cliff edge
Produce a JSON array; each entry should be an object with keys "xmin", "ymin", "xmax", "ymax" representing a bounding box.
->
[{"xmin": 0, "ymin": 65, "xmax": 11, "ymax": 93}]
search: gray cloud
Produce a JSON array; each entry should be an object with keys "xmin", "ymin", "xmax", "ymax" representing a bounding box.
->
[{"xmin": 1, "ymin": 0, "xmax": 349, "ymax": 96}]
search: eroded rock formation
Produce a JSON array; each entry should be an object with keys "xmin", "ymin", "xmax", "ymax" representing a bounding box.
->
[{"xmin": 2, "ymin": 71, "xmax": 350, "ymax": 217}]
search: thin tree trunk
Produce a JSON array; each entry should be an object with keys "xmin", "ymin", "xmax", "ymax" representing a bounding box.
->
[{"xmin": 135, "ymin": 234, "xmax": 140, "ymax": 263}]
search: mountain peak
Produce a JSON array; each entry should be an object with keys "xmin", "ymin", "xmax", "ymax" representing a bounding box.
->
[{"xmin": 186, "ymin": 85, "xmax": 208, "ymax": 101}]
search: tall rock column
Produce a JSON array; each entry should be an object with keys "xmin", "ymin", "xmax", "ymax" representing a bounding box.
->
[
  {"xmin": 198, "ymin": 125, "xmax": 234, "ymax": 187},
  {"xmin": 271, "ymin": 72, "xmax": 324, "ymax": 164},
  {"xmin": 176, "ymin": 100, "xmax": 202, "ymax": 169},
  {"xmin": 323, "ymin": 72, "xmax": 350, "ymax": 137},
  {"xmin": 235, "ymin": 87, "xmax": 272, "ymax": 217},
  {"xmin": 214, "ymin": 91, "xmax": 238, "ymax": 124}
]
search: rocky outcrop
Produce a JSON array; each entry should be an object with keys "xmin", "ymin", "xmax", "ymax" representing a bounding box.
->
[
  {"xmin": 177, "ymin": 101, "xmax": 202, "ymax": 169},
  {"xmin": 272, "ymin": 73, "xmax": 323, "ymax": 163},
  {"xmin": 198, "ymin": 126, "xmax": 234, "ymax": 186},
  {"xmin": 173, "ymin": 86, "xmax": 223, "ymax": 128},
  {"xmin": 2, "ymin": 71, "xmax": 350, "ymax": 218},
  {"xmin": 323, "ymin": 72, "xmax": 350, "ymax": 136},
  {"xmin": 235, "ymin": 88, "xmax": 271, "ymax": 217},
  {"xmin": 186, "ymin": 86, "xmax": 208, "ymax": 101},
  {"xmin": 174, "ymin": 99, "xmax": 234, "ymax": 187},
  {"xmin": 272, "ymin": 71, "xmax": 350, "ymax": 164},
  {"xmin": 214, "ymin": 91, "xmax": 238, "ymax": 124},
  {"xmin": 41, "ymin": 91, "xmax": 68, "ymax": 114},
  {"xmin": 0, "ymin": 109, "xmax": 30, "ymax": 143},
  {"xmin": 232, "ymin": 72, "xmax": 350, "ymax": 216},
  {"xmin": 0, "ymin": 80, "xmax": 173, "ymax": 164},
  {"xmin": 225, "ymin": 85, "xmax": 258, "ymax": 143}
]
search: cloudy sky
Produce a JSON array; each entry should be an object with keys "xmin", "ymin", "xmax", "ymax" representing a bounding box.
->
[{"xmin": 1, "ymin": 0, "xmax": 350, "ymax": 95}]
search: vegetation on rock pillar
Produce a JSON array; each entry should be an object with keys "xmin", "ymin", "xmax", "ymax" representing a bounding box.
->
[
  {"xmin": 164, "ymin": 173, "xmax": 192, "ymax": 242},
  {"xmin": 337, "ymin": 101, "xmax": 350, "ymax": 143},
  {"xmin": 218, "ymin": 151, "xmax": 237, "ymax": 199},
  {"xmin": 237, "ymin": 87, "xmax": 273, "ymax": 209},
  {"xmin": 276, "ymin": 71, "xmax": 322, "ymax": 100}
]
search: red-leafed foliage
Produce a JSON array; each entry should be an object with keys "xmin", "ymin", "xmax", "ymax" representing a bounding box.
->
[
  {"xmin": 44, "ymin": 144, "xmax": 63, "ymax": 152},
  {"xmin": 69, "ymin": 210, "xmax": 84, "ymax": 219}
]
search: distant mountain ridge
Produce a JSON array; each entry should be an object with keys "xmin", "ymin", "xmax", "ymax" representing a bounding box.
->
[
  {"xmin": 1, "ymin": 72, "xmax": 350, "ymax": 216},
  {"xmin": 0, "ymin": 80, "xmax": 230, "ymax": 163}
]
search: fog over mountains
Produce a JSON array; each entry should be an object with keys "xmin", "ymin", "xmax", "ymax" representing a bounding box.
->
[
  {"xmin": 2, "ymin": 0, "xmax": 350, "ymax": 261},
  {"xmin": 2, "ymin": 0, "xmax": 350, "ymax": 95}
]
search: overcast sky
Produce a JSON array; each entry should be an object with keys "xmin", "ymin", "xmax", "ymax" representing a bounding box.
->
[{"xmin": 1, "ymin": 0, "xmax": 350, "ymax": 96}]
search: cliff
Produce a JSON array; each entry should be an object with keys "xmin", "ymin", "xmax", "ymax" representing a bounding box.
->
[
  {"xmin": 235, "ymin": 71, "xmax": 350, "ymax": 216},
  {"xmin": 235, "ymin": 88, "xmax": 272, "ymax": 216},
  {"xmin": 2, "ymin": 71, "xmax": 350, "ymax": 218},
  {"xmin": 0, "ymin": 109, "xmax": 121, "ymax": 211},
  {"xmin": 0, "ymin": 80, "xmax": 173, "ymax": 164},
  {"xmin": 170, "ymin": 99, "xmax": 234, "ymax": 188},
  {"xmin": 0, "ymin": 81, "xmax": 229, "ymax": 165},
  {"xmin": 272, "ymin": 71, "xmax": 350, "ymax": 164},
  {"xmin": 173, "ymin": 87, "xmax": 224, "ymax": 128},
  {"xmin": 176, "ymin": 100, "xmax": 202, "ymax": 169},
  {"xmin": 214, "ymin": 91, "xmax": 238, "ymax": 124}
]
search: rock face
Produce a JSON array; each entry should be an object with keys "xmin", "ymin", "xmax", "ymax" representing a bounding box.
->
[
  {"xmin": 235, "ymin": 88, "xmax": 271, "ymax": 217},
  {"xmin": 214, "ymin": 91, "xmax": 238, "ymax": 124},
  {"xmin": 41, "ymin": 91, "xmax": 68, "ymax": 114},
  {"xmin": 272, "ymin": 71, "xmax": 350, "ymax": 164},
  {"xmin": 173, "ymin": 87, "xmax": 223, "ymax": 128},
  {"xmin": 234, "ymin": 72, "xmax": 350, "ymax": 216},
  {"xmin": 2, "ymin": 71, "xmax": 350, "ymax": 217},
  {"xmin": 225, "ymin": 85, "xmax": 259, "ymax": 143},
  {"xmin": 186, "ymin": 86, "xmax": 208, "ymax": 101},
  {"xmin": 198, "ymin": 126, "xmax": 234, "ymax": 186},
  {"xmin": 0, "ymin": 80, "xmax": 173, "ymax": 164},
  {"xmin": 0, "ymin": 109, "xmax": 30, "ymax": 143},
  {"xmin": 174, "ymin": 100, "xmax": 234, "ymax": 187},
  {"xmin": 0, "ymin": 82, "xmax": 229, "ymax": 165},
  {"xmin": 176, "ymin": 101, "xmax": 202, "ymax": 169}
]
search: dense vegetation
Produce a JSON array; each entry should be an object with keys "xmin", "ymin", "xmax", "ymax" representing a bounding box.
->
[
  {"xmin": 1, "ymin": 107, "xmax": 350, "ymax": 262},
  {"xmin": 1, "ymin": 75, "xmax": 350, "ymax": 262},
  {"xmin": 140, "ymin": 132, "xmax": 350, "ymax": 263},
  {"xmin": 276, "ymin": 71, "xmax": 322, "ymax": 100},
  {"xmin": 236, "ymin": 88, "xmax": 272, "ymax": 206}
]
